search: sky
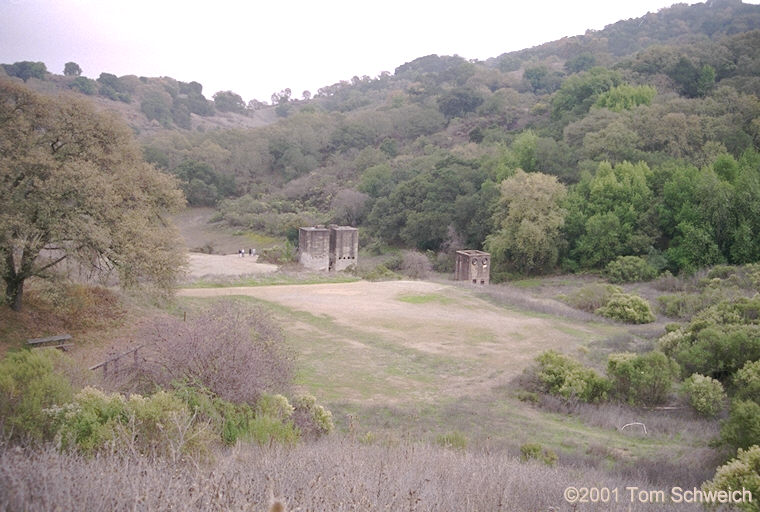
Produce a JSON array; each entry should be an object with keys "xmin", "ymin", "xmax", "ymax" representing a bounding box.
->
[{"xmin": 1, "ymin": 0, "xmax": 755, "ymax": 103}]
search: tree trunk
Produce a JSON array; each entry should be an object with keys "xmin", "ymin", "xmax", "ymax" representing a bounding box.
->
[{"xmin": 5, "ymin": 274, "xmax": 24, "ymax": 312}]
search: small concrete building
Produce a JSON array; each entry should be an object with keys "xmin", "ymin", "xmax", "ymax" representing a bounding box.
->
[
  {"xmin": 455, "ymin": 250, "xmax": 490, "ymax": 285},
  {"xmin": 329, "ymin": 226, "xmax": 359, "ymax": 272},
  {"xmin": 298, "ymin": 225, "xmax": 358, "ymax": 272},
  {"xmin": 298, "ymin": 227, "xmax": 330, "ymax": 271}
]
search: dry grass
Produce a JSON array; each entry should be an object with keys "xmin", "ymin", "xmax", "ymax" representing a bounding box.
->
[{"xmin": 0, "ymin": 439, "xmax": 696, "ymax": 511}]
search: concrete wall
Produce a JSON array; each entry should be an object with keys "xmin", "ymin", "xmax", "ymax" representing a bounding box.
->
[
  {"xmin": 455, "ymin": 250, "xmax": 490, "ymax": 285},
  {"xmin": 329, "ymin": 226, "xmax": 358, "ymax": 272},
  {"xmin": 298, "ymin": 227, "xmax": 330, "ymax": 271},
  {"xmin": 298, "ymin": 226, "xmax": 358, "ymax": 272}
]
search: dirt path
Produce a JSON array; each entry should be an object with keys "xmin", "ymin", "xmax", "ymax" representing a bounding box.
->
[{"xmin": 185, "ymin": 253, "xmax": 278, "ymax": 278}]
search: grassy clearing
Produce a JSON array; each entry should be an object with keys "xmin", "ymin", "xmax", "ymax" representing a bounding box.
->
[
  {"xmin": 397, "ymin": 293, "xmax": 456, "ymax": 304},
  {"xmin": 175, "ymin": 281, "xmax": 713, "ymax": 484},
  {"xmin": 185, "ymin": 272, "xmax": 360, "ymax": 289}
]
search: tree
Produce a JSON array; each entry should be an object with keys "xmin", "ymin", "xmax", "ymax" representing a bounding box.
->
[
  {"xmin": 0, "ymin": 79, "xmax": 185, "ymax": 311},
  {"xmin": 485, "ymin": 170, "xmax": 567, "ymax": 274},
  {"xmin": 213, "ymin": 90, "xmax": 246, "ymax": 113},
  {"xmin": 3, "ymin": 61, "xmax": 47, "ymax": 82},
  {"xmin": 63, "ymin": 61, "xmax": 82, "ymax": 77}
]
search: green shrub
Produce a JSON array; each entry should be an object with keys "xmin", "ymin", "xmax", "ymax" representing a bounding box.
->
[
  {"xmin": 605, "ymin": 256, "xmax": 657, "ymax": 283},
  {"xmin": 519, "ymin": 443, "xmax": 558, "ymax": 466},
  {"xmin": 361, "ymin": 264, "xmax": 402, "ymax": 281},
  {"xmin": 596, "ymin": 293, "xmax": 655, "ymax": 324},
  {"xmin": 606, "ymin": 352, "xmax": 679, "ymax": 406},
  {"xmin": 659, "ymin": 298, "xmax": 760, "ymax": 381},
  {"xmin": 292, "ymin": 395, "xmax": 334, "ymax": 438},
  {"xmin": 703, "ymin": 445, "xmax": 760, "ymax": 512},
  {"xmin": 0, "ymin": 350, "xmax": 74, "ymax": 441},
  {"xmin": 721, "ymin": 400, "xmax": 760, "ymax": 452},
  {"xmin": 534, "ymin": 351, "xmax": 610, "ymax": 403},
  {"xmin": 682, "ymin": 373, "xmax": 726, "ymax": 417},
  {"xmin": 734, "ymin": 360, "xmax": 760, "ymax": 403},
  {"xmin": 707, "ymin": 264, "xmax": 737, "ymax": 280},
  {"xmin": 172, "ymin": 384, "xmax": 297, "ymax": 446},
  {"xmin": 561, "ymin": 283, "xmax": 622, "ymax": 313},
  {"xmin": 255, "ymin": 393, "xmax": 295, "ymax": 421},
  {"xmin": 436, "ymin": 430, "xmax": 467, "ymax": 451},
  {"xmin": 54, "ymin": 387, "xmax": 212, "ymax": 458},
  {"xmin": 657, "ymin": 288, "xmax": 727, "ymax": 320},
  {"xmin": 246, "ymin": 414, "xmax": 299, "ymax": 445},
  {"xmin": 260, "ymin": 242, "xmax": 297, "ymax": 264}
]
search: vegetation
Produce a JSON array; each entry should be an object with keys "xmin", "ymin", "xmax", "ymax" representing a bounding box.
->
[
  {"xmin": 533, "ymin": 350, "xmax": 610, "ymax": 403},
  {"xmin": 606, "ymin": 352, "xmax": 679, "ymax": 406},
  {"xmin": 703, "ymin": 445, "xmax": 760, "ymax": 512},
  {"xmin": 0, "ymin": 79, "xmax": 185, "ymax": 311},
  {"xmin": 3, "ymin": 1, "xmax": 760, "ymax": 508},
  {"xmin": 682, "ymin": 373, "xmax": 726, "ymax": 417},
  {"xmin": 595, "ymin": 292, "xmax": 656, "ymax": 324}
]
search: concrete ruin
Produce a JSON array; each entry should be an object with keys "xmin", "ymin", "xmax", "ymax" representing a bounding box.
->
[
  {"xmin": 454, "ymin": 250, "xmax": 490, "ymax": 285},
  {"xmin": 298, "ymin": 227, "xmax": 330, "ymax": 271},
  {"xmin": 299, "ymin": 225, "xmax": 358, "ymax": 272}
]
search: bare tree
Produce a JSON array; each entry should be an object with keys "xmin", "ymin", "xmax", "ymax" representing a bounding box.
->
[{"xmin": 117, "ymin": 301, "xmax": 292, "ymax": 404}]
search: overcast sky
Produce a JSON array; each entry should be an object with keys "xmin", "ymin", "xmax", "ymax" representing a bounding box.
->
[{"xmin": 1, "ymin": 0, "xmax": 754, "ymax": 103}]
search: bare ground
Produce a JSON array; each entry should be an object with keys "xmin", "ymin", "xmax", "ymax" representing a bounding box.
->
[{"xmin": 185, "ymin": 253, "xmax": 278, "ymax": 279}]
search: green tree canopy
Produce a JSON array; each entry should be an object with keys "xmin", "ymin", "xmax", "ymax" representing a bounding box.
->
[
  {"xmin": 63, "ymin": 61, "xmax": 82, "ymax": 77},
  {"xmin": 0, "ymin": 79, "xmax": 186, "ymax": 310},
  {"xmin": 485, "ymin": 170, "xmax": 567, "ymax": 274}
]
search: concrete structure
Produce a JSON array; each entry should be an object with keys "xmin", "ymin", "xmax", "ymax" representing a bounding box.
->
[
  {"xmin": 329, "ymin": 226, "xmax": 359, "ymax": 272},
  {"xmin": 298, "ymin": 225, "xmax": 358, "ymax": 272},
  {"xmin": 455, "ymin": 250, "xmax": 490, "ymax": 285},
  {"xmin": 298, "ymin": 227, "xmax": 330, "ymax": 271}
]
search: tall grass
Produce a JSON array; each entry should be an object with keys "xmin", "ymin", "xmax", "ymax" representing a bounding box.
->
[{"xmin": 1, "ymin": 439, "xmax": 698, "ymax": 511}]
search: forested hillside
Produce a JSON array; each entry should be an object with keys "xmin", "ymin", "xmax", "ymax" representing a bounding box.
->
[{"xmin": 5, "ymin": 0, "xmax": 760, "ymax": 280}]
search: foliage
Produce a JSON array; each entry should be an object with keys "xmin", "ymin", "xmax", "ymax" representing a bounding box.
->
[
  {"xmin": 0, "ymin": 79, "xmax": 185, "ymax": 310},
  {"xmin": 606, "ymin": 352, "xmax": 679, "ymax": 406},
  {"xmin": 171, "ymin": 384, "xmax": 298, "ymax": 447},
  {"xmin": 734, "ymin": 360, "xmax": 760, "ymax": 403},
  {"xmin": 437, "ymin": 88, "xmax": 483, "ymax": 119},
  {"xmin": 122, "ymin": 301, "xmax": 292, "ymax": 405},
  {"xmin": 659, "ymin": 297, "xmax": 760, "ymax": 381},
  {"xmin": 360, "ymin": 264, "xmax": 402, "ymax": 282},
  {"xmin": 561, "ymin": 283, "xmax": 622, "ymax": 313},
  {"xmin": 594, "ymin": 84, "xmax": 656, "ymax": 112},
  {"xmin": 0, "ymin": 350, "xmax": 74, "ymax": 441},
  {"xmin": 69, "ymin": 76, "xmax": 97, "ymax": 95},
  {"xmin": 2, "ymin": 61, "xmax": 47, "ymax": 82},
  {"xmin": 10, "ymin": 2, "xmax": 760, "ymax": 294},
  {"xmin": 604, "ymin": 256, "xmax": 657, "ymax": 283},
  {"xmin": 63, "ymin": 62, "xmax": 82, "ymax": 77},
  {"xmin": 703, "ymin": 445, "xmax": 760, "ymax": 512},
  {"xmin": 485, "ymin": 171, "xmax": 567, "ymax": 275},
  {"xmin": 564, "ymin": 161, "xmax": 656, "ymax": 269},
  {"xmin": 171, "ymin": 160, "xmax": 236, "ymax": 206},
  {"xmin": 721, "ymin": 400, "xmax": 760, "ymax": 452},
  {"xmin": 96, "ymin": 73, "xmax": 131, "ymax": 102},
  {"xmin": 291, "ymin": 394, "xmax": 334, "ymax": 439},
  {"xmin": 213, "ymin": 90, "xmax": 246, "ymax": 113},
  {"xmin": 551, "ymin": 67, "xmax": 622, "ymax": 120},
  {"xmin": 682, "ymin": 373, "xmax": 726, "ymax": 417},
  {"xmin": 519, "ymin": 443, "xmax": 558, "ymax": 466},
  {"xmin": 53, "ymin": 387, "xmax": 212, "ymax": 458},
  {"xmin": 534, "ymin": 350, "xmax": 610, "ymax": 403},
  {"xmin": 596, "ymin": 293, "xmax": 656, "ymax": 324}
]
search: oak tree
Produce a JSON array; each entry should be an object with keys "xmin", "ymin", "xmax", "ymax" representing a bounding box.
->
[{"xmin": 0, "ymin": 79, "xmax": 185, "ymax": 310}]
